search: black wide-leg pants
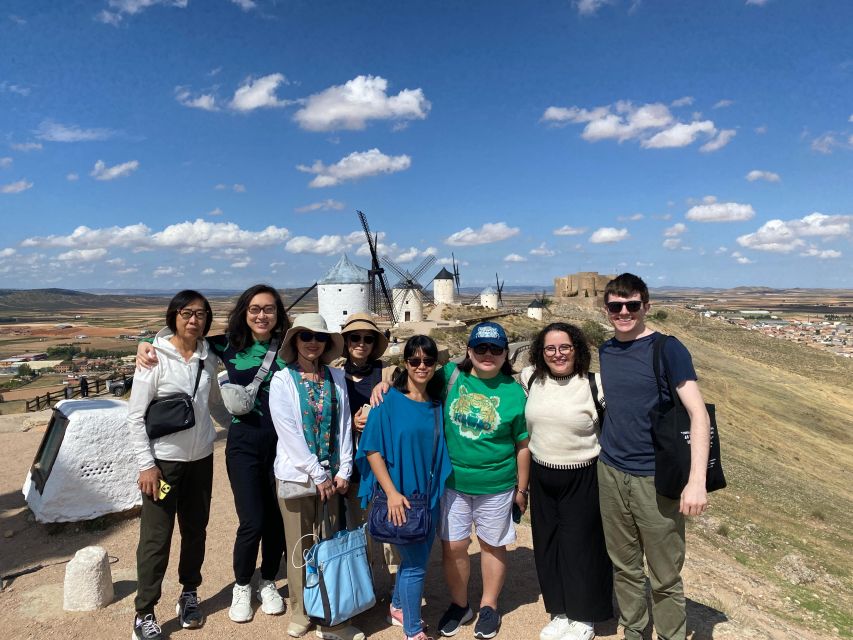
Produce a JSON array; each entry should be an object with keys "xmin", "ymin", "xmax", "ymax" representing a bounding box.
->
[{"xmin": 530, "ymin": 459, "xmax": 614, "ymax": 622}]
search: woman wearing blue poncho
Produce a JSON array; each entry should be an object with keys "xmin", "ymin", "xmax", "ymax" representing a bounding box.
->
[{"xmin": 356, "ymin": 335, "xmax": 452, "ymax": 640}]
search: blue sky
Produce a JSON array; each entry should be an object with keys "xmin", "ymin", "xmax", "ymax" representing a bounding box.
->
[{"xmin": 1, "ymin": 0, "xmax": 851, "ymax": 291}]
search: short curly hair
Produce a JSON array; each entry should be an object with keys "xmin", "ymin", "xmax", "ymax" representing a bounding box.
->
[{"xmin": 528, "ymin": 322, "xmax": 591, "ymax": 385}]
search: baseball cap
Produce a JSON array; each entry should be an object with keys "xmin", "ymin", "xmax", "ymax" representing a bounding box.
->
[{"xmin": 467, "ymin": 321, "xmax": 509, "ymax": 349}]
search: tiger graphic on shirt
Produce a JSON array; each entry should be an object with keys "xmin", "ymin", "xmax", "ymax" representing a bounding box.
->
[{"xmin": 448, "ymin": 385, "xmax": 502, "ymax": 440}]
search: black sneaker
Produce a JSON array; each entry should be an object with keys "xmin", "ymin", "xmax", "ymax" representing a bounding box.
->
[
  {"xmin": 176, "ymin": 590, "xmax": 204, "ymax": 629},
  {"xmin": 473, "ymin": 606, "xmax": 501, "ymax": 639},
  {"xmin": 438, "ymin": 602, "xmax": 474, "ymax": 637},
  {"xmin": 132, "ymin": 614, "xmax": 163, "ymax": 640}
]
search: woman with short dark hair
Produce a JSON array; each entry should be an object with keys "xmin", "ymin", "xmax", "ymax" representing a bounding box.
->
[
  {"xmin": 521, "ymin": 322, "xmax": 613, "ymax": 640},
  {"xmin": 127, "ymin": 290, "xmax": 228, "ymax": 640}
]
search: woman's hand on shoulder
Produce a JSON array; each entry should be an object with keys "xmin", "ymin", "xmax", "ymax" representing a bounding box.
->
[
  {"xmin": 369, "ymin": 381, "xmax": 391, "ymax": 407},
  {"xmin": 136, "ymin": 342, "xmax": 158, "ymax": 369}
]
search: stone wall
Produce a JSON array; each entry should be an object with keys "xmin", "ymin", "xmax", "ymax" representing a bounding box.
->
[{"xmin": 554, "ymin": 271, "xmax": 613, "ymax": 299}]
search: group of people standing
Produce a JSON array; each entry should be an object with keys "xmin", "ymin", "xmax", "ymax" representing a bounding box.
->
[{"xmin": 125, "ymin": 271, "xmax": 711, "ymax": 640}]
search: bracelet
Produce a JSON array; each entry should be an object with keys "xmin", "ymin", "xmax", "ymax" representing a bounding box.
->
[{"xmin": 516, "ymin": 486, "xmax": 529, "ymax": 497}]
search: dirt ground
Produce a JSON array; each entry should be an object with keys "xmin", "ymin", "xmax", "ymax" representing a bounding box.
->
[{"xmin": 0, "ymin": 415, "xmax": 833, "ymax": 640}]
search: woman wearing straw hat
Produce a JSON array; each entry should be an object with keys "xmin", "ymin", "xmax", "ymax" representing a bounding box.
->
[
  {"xmin": 337, "ymin": 313, "xmax": 400, "ymax": 606},
  {"xmin": 269, "ymin": 313, "xmax": 363, "ymax": 640}
]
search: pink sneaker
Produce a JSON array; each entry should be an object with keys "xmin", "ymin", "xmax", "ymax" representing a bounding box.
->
[
  {"xmin": 406, "ymin": 633, "xmax": 434, "ymax": 640},
  {"xmin": 387, "ymin": 604, "xmax": 428, "ymax": 630}
]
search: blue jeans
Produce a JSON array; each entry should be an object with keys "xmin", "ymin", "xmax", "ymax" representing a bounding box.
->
[{"xmin": 391, "ymin": 521, "xmax": 437, "ymax": 637}]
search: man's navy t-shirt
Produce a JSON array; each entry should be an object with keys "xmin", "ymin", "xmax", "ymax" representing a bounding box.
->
[{"xmin": 598, "ymin": 332, "xmax": 697, "ymax": 476}]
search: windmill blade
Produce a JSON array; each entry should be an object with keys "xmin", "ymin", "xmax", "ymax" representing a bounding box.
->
[
  {"xmin": 452, "ymin": 253, "xmax": 461, "ymax": 294},
  {"xmin": 285, "ymin": 282, "xmax": 317, "ymax": 313},
  {"xmin": 380, "ymin": 256, "xmax": 410, "ymax": 283},
  {"xmin": 378, "ymin": 272, "xmax": 396, "ymax": 324},
  {"xmin": 409, "ymin": 254, "xmax": 437, "ymax": 282}
]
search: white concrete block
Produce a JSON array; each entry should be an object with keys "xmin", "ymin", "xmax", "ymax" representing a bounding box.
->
[{"xmin": 63, "ymin": 546, "xmax": 114, "ymax": 611}]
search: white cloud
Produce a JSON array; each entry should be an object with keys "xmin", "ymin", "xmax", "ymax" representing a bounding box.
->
[
  {"xmin": 811, "ymin": 132, "xmax": 849, "ymax": 154},
  {"xmin": 66, "ymin": 172, "xmax": 79, "ymax": 181},
  {"xmin": 670, "ymin": 96, "xmax": 694, "ymax": 107},
  {"xmin": 57, "ymin": 248, "xmax": 108, "ymax": 262},
  {"xmin": 686, "ymin": 201, "xmax": 754, "ymax": 222},
  {"xmin": 1, "ymin": 179, "xmax": 33, "ymax": 194},
  {"xmin": 553, "ymin": 225, "xmax": 587, "ymax": 236},
  {"xmin": 175, "ymin": 86, "xmax": 218, "ymax": 111},
  {"xmin": 230, "ymin": 0, "xmax": 256, "ymax": 10},
  {"xmin": 445, "ymin": 222, "xmax": 520, "ymax": 247},
  {"xmin": 529, "ymin": 242, "xmax": 556, "ymax": 257},
  {"xmin": 214, "ymin": 183, "xmax": 246, "ymax": 192},
  {"xmin": 206, "ymin": 207, "xmax": 223, "ymax": 216},
  {"xmin": 663, "ymin": 238, "xmax": 683, "ymax": 250},
  {"xmin": 664, "ymin": 222, "xmax": 687, "ymax": 237},
  {"xmin": 545, "ymin": 100, "xmax": 723, "ymax": 152},
  {"xmin": 22, "ymin": 223, "xmax": 151, "ymax": 248},
  {"xmin": 699, "ymin": 128, "xmax": 736, "ymax": 152},
  {"xmin": 294, "ymin": 75, "xmax": 430, "ymax": 132},
  {"xmin": 574, "ymin": 0, "xmax": 612, "ymax": 15},
  {"xmin": 36, "ymin": 120, "xmax": 115, "ymax": 142},
  {"xmin": 233, "ymin": 183, "xmax": 246, "ymax": 192},
  {"xmin": 230, "ymin": 73, "xmax": 293, "ymax": 112},
  {"xmin": 295, "ymin": 199, "xmax": 346, "ymax": 213},
  {"xmin": 746, "ymin": 169, "xmax": 781, "ymax": 182},
  {"xmin": 731, "ymin": 251, "xmax": 755, "ymax": 264},
  {"xmin": 90, "ymin": 159, "xmax": 139, "ymax": 181},
  {"xmin": 736, "ymin": 213, "xmax": 852, "ymax": 253},
  {"xmin": 297, "ymin": 148, "xmax": 411, "ymax": 188},
  {"xmin": 636, "ymin": 261, "xmax": 654, "ymax": 267},
  {"xmin": 745, "ymin": 0, "xmax": 770, "ymax": 5},
  {"xmin": 0, "ymin": 157, "xmax": 11, "ymax": 168},
  {"xmin": 153, "ymin": 266, "xmax": 183, "ymax": 277},
  {"xmin": 504, "ymin": 253, "xmax": 527, "ymax": 263},
  {"xmin": 96, "ymin": 0, "xmax": 188, "ymax": 25},
  {"xmin": 800, "ymin": 246, "xmax": 841, "ymax": 259},
  {"xmin": 285, "ymin": 235, "xmax": 350, "ymax": 255},
  {"xmin": 589, "ymin": 227, "xmax": 629, "ymax": 243},
  {"xmin": 10, "ymin": 142, "xmax": 42, "ymax": 151},
  {"xmin": 0, "ymin": 248, "xmax": 17, "ymax": 258},
  {"xmin": 617, "ymin": 213, "xmax": 644, "ymax": 222},
  {"xmin": 644, "ymin": 120, "xmax": 716, "ymax": 149},
  {"xmin": 202, "ymin": 267, "xmax": 216, "ymax": 275},
  {"xmin": 713, "ymin": 99, "xmax": 734, "ymax": 109},
  {"xmin": 0, "ymin": 81, "xmax": 30, "ymax": 96},
  {"xmin": 715, "ymin": 246, "xmax": 728, "ymax": 254},
  {"xmin": 755, "ymin": 125, "xmax": 768, "ymax": 134},
  {"xmin": 231, "ymin": 259, "xmax": 251, "ymax": 268}
]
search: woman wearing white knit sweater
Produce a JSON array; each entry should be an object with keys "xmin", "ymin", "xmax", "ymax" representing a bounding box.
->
[{"xmin": 520, "ymin": 323, "xmax": 613, "ymax": 640}]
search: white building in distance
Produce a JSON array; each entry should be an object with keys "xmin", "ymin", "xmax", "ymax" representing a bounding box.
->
[
  {"xmin": 432, "ymin": 267, "xmax": 456, "ymax": 305},
  {"xmin": 481, "ymin": 286, "xmax": 499, "ymax": 310},
  {"xmin": 393, "ymin": 287, "xmax": 424, "ymax": 323},
  {"xmin": 527, "ymin": 299, "xmax": 545, "ymax": 321},
  {"xmin": 318, "ymin": 254, "xmax": 369, "ymax": 331}
]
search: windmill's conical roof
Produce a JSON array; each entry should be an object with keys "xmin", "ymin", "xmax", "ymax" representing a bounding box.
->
[
  {"xmin": 528, "ymin": 299, "xmax": 544, "ymax": 308},
  {"xmin": 434, "ymin": 267, "xmax": 454, "ymax": 280},
  {"xmin": 481, "ymin": 286, "xmax": 496, "ymax": 295},
  {"xmin": 318, "ymin": 254, "xmax": 369, "ymax": 284}
]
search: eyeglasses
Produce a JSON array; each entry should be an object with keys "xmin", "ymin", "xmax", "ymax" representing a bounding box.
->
[
  {"xmin": 248, "ymin": 305, "xmax": 277, "ymax": 316},
  {"xmin": 298, "ymin": 331, "xmax": 329, "ymax": 343},
  {"xmin": 544, "ymin": 344, "xmax": 574, "ymax": 356},
  {"xmin": 179, "ymin": 309, "xmax": 208, "ymax": 320},
  {"xmin": 347, "ymin": 334, "xmax": 375, "ymax": 345},
  {"xmin": 406, "ymin": 357, "xmax": 436, "ymax": 368},
  {"xmin": 472, "ymin": 344, "xmax": 505, "ymax": 356},
  {"xmin": 605, "ymin": 300, "xmax": 644, "ymax": 314}
]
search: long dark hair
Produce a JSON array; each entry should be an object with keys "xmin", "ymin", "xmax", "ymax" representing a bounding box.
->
[
  {"xmin": 166, "ymin": 290, "xmax": 212, "ymax": 335},
  {"xmin": 392, "ymin": 335, "xmax": 443, "ymax": 403},
  {"xmin": 528, "ymin": 322, "xmax": 591, "ymax": 385},
  {"xmin": 226, "ymin": 284, "xmax": 289, "ymax": 351}
]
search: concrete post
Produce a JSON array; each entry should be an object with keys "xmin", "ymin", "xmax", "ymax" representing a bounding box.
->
[{"xmin": 63, "ymin": 546, "xmax": 114, "ymax": 611}]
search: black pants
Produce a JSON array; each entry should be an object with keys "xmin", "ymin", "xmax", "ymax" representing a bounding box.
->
[
  {"xmin": 135, "ymin": 454, "xmax": 213, "ymax": 615},
  {"xmin": 530, "ymin": 459, "xmax": 614, "ymax": 622},
  {"xmin": 226, "ymin": 426, "xmax": 285, "ymax": 585}
]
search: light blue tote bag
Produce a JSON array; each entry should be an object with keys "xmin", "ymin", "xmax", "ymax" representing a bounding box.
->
[{"xmin": 303, "ymin": 508, "xmax": 376, "ymax": 627}]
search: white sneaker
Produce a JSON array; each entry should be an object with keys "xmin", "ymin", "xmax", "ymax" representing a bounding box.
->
[
  {"xmin": 228, "ymin": 583, "xmax": 253, "ymax": 622},
  {"xmin": 257, "ymin": 579, "xmax": 285, "ymax": 615},
  {"xmin": 540, "ymin": 614, "xmax": 571, "ymax": 640},
  {"xmin": 567, "ymin": 621, "xmax": 595, "ymax": 640}
]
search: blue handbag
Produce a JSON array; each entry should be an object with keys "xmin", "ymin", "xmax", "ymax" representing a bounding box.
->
[
  {"xmin": 303, "ymin": 506, "xmax": 376, "ymax": 627},
  {"xmin": 368, "ymin": 406, "xmax": 440, "ymax": 545}
]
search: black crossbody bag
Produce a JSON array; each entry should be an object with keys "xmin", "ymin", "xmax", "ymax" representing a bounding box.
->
[
  {"xmin": 651, "ymin": 335, "xmax": 726, "ymax": 499},
  {"xmin": 145, "ymin": 358, "xmax": 205, "ymax": 440}
]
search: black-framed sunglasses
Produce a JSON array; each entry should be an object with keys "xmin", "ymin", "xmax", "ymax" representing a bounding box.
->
[
  {"xmin": 544, "ymin": 344, "xmax": 574, "ymax": 356},
  {"xmin": 347, "ymin": 334, "xmax": 376, "ymax": 345},
  {"xmin": 248, "ymin": 305, "xmax": 277, "ymax": 316},
  {"xmin": 298, "ymin": 331, "xmax": 330, "ymax": 343},
  {"xmin": 605, "ymin": 300, "xmax": 643, "ymax": 314},
  {"xmin": 472, "ymin": 344, "xmax": 505, "ymax": 356},
  {"xmin": 179, "ymin": 309, "xmax": 208, "ymax": 320},
  {"xmin": 406, "ymin": 357, "xmax": 436, "ymax": 368}
]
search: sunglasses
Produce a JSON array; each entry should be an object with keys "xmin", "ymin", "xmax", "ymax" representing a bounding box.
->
[
  {"xmin": 472, "ymin": 344, "xmax": 505, "ymax": 356},
  {"xmin": 605, "ymin": 300, "xmax": 644, "ymax": 314},
  {"xmin": 298, "ymin": 331, "xmax": 330, "ymax": 343},
  {"xmin": 347, "ymin": 334, "xmax": 376, "ymax": 345},
  {"xmin": 406, "ymin": 357, "xmax": 436, "ymax": 368}
]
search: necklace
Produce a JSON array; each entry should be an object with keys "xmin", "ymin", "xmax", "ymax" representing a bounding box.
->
[{"xmin": 549, "ymin": 372, "xmax": 574, "ymax": 381}]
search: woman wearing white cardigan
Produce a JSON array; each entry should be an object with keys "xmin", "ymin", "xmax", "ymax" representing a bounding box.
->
[{"xmin": 269, "ymin": 313, "xmax": 362, "ymax": 640}]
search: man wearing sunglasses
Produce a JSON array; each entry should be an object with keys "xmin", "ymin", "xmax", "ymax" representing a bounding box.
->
[{"xmin": 597, "ymin": 273, "xmax": 710, "ymax": 640}]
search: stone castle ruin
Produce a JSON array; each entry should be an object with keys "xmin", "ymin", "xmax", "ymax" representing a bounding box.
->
[{"xmin": 553, "ymin": 271, "xmax": 613, "ymax": 306}]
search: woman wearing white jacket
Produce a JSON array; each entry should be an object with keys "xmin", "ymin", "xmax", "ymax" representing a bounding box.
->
[
  {"xmin": 269, "ymin": 313, "xmax": 362, "ymax": 640},
  {"xmin": 127, "ymin": 290, "xmax": 229, "ymax": 640}
]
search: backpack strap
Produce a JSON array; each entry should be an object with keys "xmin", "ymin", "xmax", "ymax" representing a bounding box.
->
[
  {"xmin": 190, "ymin": 358, "xmax": 205, "ymax": 399},
  {"xmin": 652, "ymin": 333, "xmax": 683, "ymax": 410},
  {"xmin": 587, "ymin": 372, "xmax": 605, "ymax": 428},
  {"xmin": 444, "ymin": 364, "xmax": 461, "ymax": 400}
]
